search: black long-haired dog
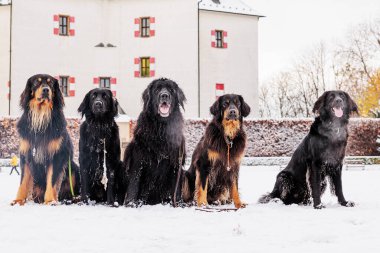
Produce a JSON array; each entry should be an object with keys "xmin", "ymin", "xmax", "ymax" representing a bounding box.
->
[
  {"xmin": 78, "ymin": 88, "xmax": 121, "ymax": 206},
  {"xmin": 259, "ymin": 91, "xmax": 358, "ymax": 209},
  {"xmin": 122, "ymin": 78, "xmax": 186, "ymax": 207},
  {"xmin": 182, "ymin": 94, "xmax": 251, "ymax": 209},
  {"xmin": 12, "ymin": 74, "xmax": 80, "ymax": 205}
]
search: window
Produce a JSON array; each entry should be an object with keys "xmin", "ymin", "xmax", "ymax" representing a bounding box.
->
[
  {"xmin": 59, "ymin": 15, "xmax": 69, "ymax": 36},
  {"xmin": 99, "ymin": 77, "xmax": 111, "ymax": 89},
  {"xmin": 140, "ymin": 17, "xmax": 150, "ymax": 37},
  {"xmin": 140, "ymin": 57, "xmax": 150, "ymax": 77},
  {"xmin": 215, "ymin": 30, "xmax": 223, "ymax": 48},
  {"xmin": 59, "ymin": 76, "xmax": 69, "ymax": 97}
]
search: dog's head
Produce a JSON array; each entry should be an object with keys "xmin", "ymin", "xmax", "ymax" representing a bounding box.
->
[
  {"xmin": 312, "ymin": 90, "xmax": 358, "ymax": 120},
  {"xmin": 78, "ymin": 88, "xmax": 118, "ymax": 120},
  {"xmin": 142, "ymin": 78, "xmax": 186, "ymax": 119},
  {"xmin": 20, "ymin": 74, "xmax": 63, "ymax": 111},
  {"xmin": 210, "ymin": 94, "xmax": 251, "ymax": 138}
]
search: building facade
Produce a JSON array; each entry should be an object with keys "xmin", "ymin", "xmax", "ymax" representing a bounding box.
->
[{"xmin": 0, "ymin": 0, "xmax": 262, "ymax": 118}]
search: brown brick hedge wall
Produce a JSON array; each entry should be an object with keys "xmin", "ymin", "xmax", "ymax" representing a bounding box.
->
[{"xmin": 1, "ymin": 117, "xmax": 379, "ymax": 159}]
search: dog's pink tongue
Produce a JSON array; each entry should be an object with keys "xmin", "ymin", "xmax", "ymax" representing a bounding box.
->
[
  {"xmin": 333, "ymin": 107, "xmax": 343, "ymax": 118},
  {"xmin": 160, "ymin": 105, "xmax": 170, "ymax": 114}
]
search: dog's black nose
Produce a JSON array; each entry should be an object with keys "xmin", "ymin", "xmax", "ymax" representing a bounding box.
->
[
  {"xmin": 229, "ymin": 109, "xmax": 237, "ymax": 116},
  {"xmin": 161, "ymin": 93, "xmax": 170, "ymax": 100},
  {"xmin": 42, "ymin": 87, "xmax": 49, "ymax": 94},
  {"xmin": 94, "ymin": 101, "xmax": 103, "ymax": 107},
  {"xmin": 336, "ymin": 98, "xmax": 343, "ymax": 103}
]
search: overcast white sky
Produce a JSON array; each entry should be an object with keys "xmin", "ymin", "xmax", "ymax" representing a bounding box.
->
[{"xmin": 245, "ymin": 0, "xmax": 380, "ymax": 84}]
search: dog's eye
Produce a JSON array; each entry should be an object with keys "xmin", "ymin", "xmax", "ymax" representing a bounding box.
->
[
  {"xmin": 102, "ymin": 94, "xmax": 107, "ymax": 99},
  {"xmin": 92, "ymin": 93, "xmax": 97, "ymax": 99},
  {"xmin": 47, "ymin": 78, "xmax": 51, "ymax": 83},
  {"xmin": 37, "ymin": 78, "xmax": 42, "ymax": 82}
]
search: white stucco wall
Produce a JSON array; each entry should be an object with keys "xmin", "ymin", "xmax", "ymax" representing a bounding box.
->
[
  {"xmin": 0, "ymin": 4, "xmax": 10, "ymax": 116},
  {"xmin": 199, "ymin": 10, "xmax": 259, "ymax": 118},
  {"xmin": 10, "ymin": 0, "xmax": 198, "ymax": 118}
]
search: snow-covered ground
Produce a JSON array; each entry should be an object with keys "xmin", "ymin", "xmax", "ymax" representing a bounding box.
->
[{"xmin": 1, "ymin": 166, "xmax": 380, "ymax": 253}]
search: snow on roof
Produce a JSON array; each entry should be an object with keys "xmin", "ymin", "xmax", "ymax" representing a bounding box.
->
[{"xmin": 199, "ymin": 0, "xmax": 264, "ymax": 17}]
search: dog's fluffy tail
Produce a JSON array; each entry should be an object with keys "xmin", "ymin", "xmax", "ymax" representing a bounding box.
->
[
  {"xmin": 182, "ymin": 165, "xmax": 196, "ymax": 203},
  {"xmin": 258, "ymin": 171, "xmax": 293, "ymax": 204}
]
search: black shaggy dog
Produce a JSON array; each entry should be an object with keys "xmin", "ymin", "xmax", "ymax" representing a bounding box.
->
[
  {"xmin": 12, "ymin": 74, "xmax": 80, "ymax": 205},
  {"xmin": 182, "ymin": 94, "xmax": 251, "ymax": 209},
  {"xmin": 78, "ymin": 88, "xmax": 121, "ymax": 206},
  {"xmin": 259, "ymin": 91, "xmax": 358, "ymax": 209},
  {"xmin": 122, "ymin": 78, "xmax": 186, "ymax": 207}
]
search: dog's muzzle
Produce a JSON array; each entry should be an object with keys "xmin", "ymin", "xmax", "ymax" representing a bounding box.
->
[
  {"xmin": 93, "ymin": 100, "xmax": 105, "ymax": 113},
  {"xmin": 158, "ymin": 91, "xmax": 171, "ymax": 117},
  {"xmin": 226, "ymin": 108, "xmax": 238, "ymax": 120}
]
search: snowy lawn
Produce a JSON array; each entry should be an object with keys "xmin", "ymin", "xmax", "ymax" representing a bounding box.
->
[{"xmin": 1, "ymin": 165, "xmax": 380, "ymax": 253}]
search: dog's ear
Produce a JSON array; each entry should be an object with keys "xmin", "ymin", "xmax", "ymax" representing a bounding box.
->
[
  {"xmin": 78, "ymin": 91, "xmax": 91, "ymax": 118},
  {"xmin": 52, "ymin": 77, "xmax": 64, "ymax": 110},
  {"xmin": 239, "ymin": 95, "xmax": 251, "ymax": 118},
  {"xmin": 142, "ymin": 84, "xmax": 151, "ymax": 112},
  {"xmin": 210, "ymin": 97, "xmax": 221, "ymax": 116},
  {"xmin": 112, "ymin": 97, "xmax": 119, "ymax": 117},
  {"xmin": 20, "ymin": 76, "xmax": 33, "ymax": 110},
  {"xmin": 344, "ymin": 91, "xmax": 359, "ymax": 115},
  {"xmin": 173, "ymin": 81, "xmax": 186, "ymax": 110},
  {"xmin": 312, "ymin": 91, "xmax": 328, "ymax": 114}
]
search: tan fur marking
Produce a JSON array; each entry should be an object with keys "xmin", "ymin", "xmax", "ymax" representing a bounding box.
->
[
  {"xmin": 195, "ymin": 170, "xmax": 208, "ymax": 206},
  {"xmin": 19, "ymin": 138, "xmax": 30, "ymax": 155},
  {"xmin": 231, "ymin": 178, "xmax": 246, "ymax": 209},
  {"xmin": 222, "ymin": 110, "xmax": 241, "ymax": 138},
  {"xmin": 208, "ymin": 149, "xmax": 220, "ymax": 163},
  {"xmin": 44, "ymin": 165, "xmax": 58, "ymax": 204},
  {"xmin": 11, "ymin": 164, "xmax": 33, "ymax": 205},
  {"xmin": 29, "ymin": 92, "xmax": 53, "ymax": 132},
  {"xmin": 48, "ymin": 137, "xmax": 63, "ymax": 156}
]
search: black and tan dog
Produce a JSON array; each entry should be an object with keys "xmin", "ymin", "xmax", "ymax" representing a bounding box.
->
[
  {"xmin": 11, "ymin": 74, "xmax": 80, "ymax": 205},
  {"xmin": 259, "ymin": 91, "xmax": 358, "ymax": 209},
  {"xmin": 183, "ymin": 94, "xmax": 251, "ymax": 209},
  {"xmin": 78, "ymin": 88, "xmax": 121, "ymax": 206}
]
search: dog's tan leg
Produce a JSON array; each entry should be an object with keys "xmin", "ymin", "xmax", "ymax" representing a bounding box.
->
[
  {"xmin": 195, "ymin": 170, "xmax": 208, "ymax": 206},
  {"xmin": 44, "ymin": 165, "xmax": 58, "ymax": 204},
  {"xmin": 11, "ymin": 164, "xmax": 32, "ymax": 206},
  {"xmin": 231, "ymin": 178, "xmax": 246, "ymax": 209}
]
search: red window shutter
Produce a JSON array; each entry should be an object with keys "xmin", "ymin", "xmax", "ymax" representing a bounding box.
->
[
  {"xmin": 93, "ymin": 77, "xmax": 99, "ymax": 84},
  {"xmin": 53, "ymin": 15, "xmax": 59, "ymax": 22},
  {"xmin": 149, "ymin": 30, "xmax": 155, "ymax": 36},
  {"xmin": 211, "ymin": 41, "xmax": 216, "ymax": 48},
  {"xmin": 69, "ymin": 90, "xmax": 75, "ymax": 97},
  {"xmin": 53, "ymin": 28, "xmax": 59, "ymax": 35},
  {"xmin": 216, "ymin": 83, "xmax": 224, "ymax": 90},
  {"xmin": 112, "ymin": 91, "xmax": 116, "ymax": 97},
  {"xmin": 134, "ymin": 58, "xmax": 140, "ymax": 64},
  {"xmin": 150, "ymin": 17, "xmax": 155, "ymax": 23},
  {"xmin": 149, "ymin": 57, "xmax": 155, "ymax": 64},
  {"xmin": 134, "ymin": 30, "xmax": 140, "ymax": 37},
  {"xmin": 211, "ymin": 30, "xmax": 216, "ymax": 36},
  {"xmin": 149, "ymin": 70, "xmax": 155, "ymax": 77},
  {"xmin": 134, "ymin": 71, "xmax": 140, "ymax": 77},
  {"xmin": 134, "ymin": 18, "xmax": 140, "ymax": 24},
  {"xmin": 223, "ymin": 31, "xmax": 228, "ymax": 37},
  {"xmin": 111, "ymin": 78, "xmax": 117, "ymax": 84},
  {"xmin": 69, "ymin": 16, "xmax": 75, "ymax": 23},
  {"xmin": 69, "ymin": 29, "xmax": 75, "ymax": 36},
  {"xmin": 223, "ymin": 42, "xmax": 228, "ymax": 48},
  {"xmin": 69, "ymin": 77, "xmax": 75, "ymax": 83}
]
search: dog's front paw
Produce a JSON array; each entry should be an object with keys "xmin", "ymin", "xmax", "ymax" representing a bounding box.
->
[
  {"xmin": 124, "ymin": 200, "xmax": 142, "ymax": 208},
  {"xmin": 44, "ymin": 200, "xmax": 58, "ymax": 206},
  {"xmin": 235, "ymin": 201, "xmax": 247, "ymax": 209},
  {"xmin": 11, "ymin": 199, "xmax": 26, "ymax": 206},
  {"xmin": 314, "ymin": 203, "xmax": 326, "ymax": 209},
  {"xmin": 341, "ymin": 200, "xmax": 355, "ymax": 207}
]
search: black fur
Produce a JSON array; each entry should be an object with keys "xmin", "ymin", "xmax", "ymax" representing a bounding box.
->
[
  {"xmin": 78, "ymin": 88, "xmax": 122, "ymax": 205},
  {"xmin": 13, "ymin": 74, "xmax": 80, "ymax": 205},
  {"xmin": 122, "ymin": 78, "xmax": 186, "ymax": 206},
  {"xmin": 259, "ymin": 91, "xmax": 358, "ymax": 209}
]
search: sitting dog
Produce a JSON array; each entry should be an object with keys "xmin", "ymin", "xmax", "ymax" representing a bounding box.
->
[
  {"xmin": 182, "ymin": 94, "xmax": 251, "ymax": 209},
  {"xmin": 78, "ymin": 88, "xmax": 121, "ymax": 205},
  {"xmin": 122, "ymin": 78, "xmax": 186, "ymax": 207},
  {"xmin": 259, "ymin": 91, "xmax": 358, "ymax": 209},
  {"xmin": 12, "ymin": 74, "xmax": 80, "ymax": 205}
]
